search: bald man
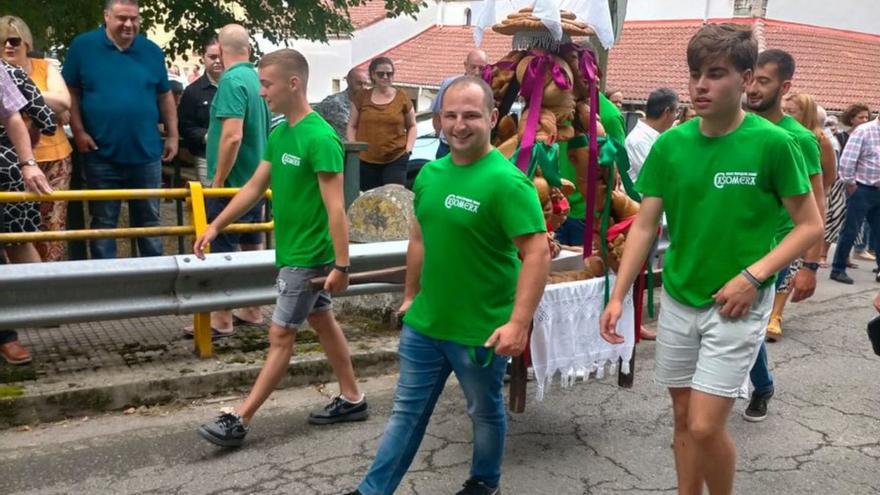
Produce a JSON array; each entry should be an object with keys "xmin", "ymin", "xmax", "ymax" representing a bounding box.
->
[
  {"xmin": 431, "ymin": 49, "xmax": 488, "ymax": 158},
  {"xmin": 314, "ymin": 67, "xmax": 370, "ymax": 140},
  {"xmin": 194, "ymin": 23, "xmax": 271, "ymax": 334}
]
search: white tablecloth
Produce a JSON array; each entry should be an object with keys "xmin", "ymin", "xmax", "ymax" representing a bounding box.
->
[{"xmin": 530, "ymin": 275, "xmax": 635, "ymax": 400}]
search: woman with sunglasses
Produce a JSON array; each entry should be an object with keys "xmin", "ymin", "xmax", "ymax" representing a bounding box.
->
[
  {"xmin": 1, "ymin": 15, "xmax": 72, "ymax": 262},
  {"xmin": 347, "ymin": 57, "xmax": 416, "ymax": 191}
]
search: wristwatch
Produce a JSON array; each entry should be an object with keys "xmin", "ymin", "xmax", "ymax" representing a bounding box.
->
[
  {"xmin": 802, "ymin": 261, "xmax": 820, "ymax": 272},
  {"xmin": 332, "ymin": 264, "xmax": 351, "ymax": 274},
  {"xmin": 19, "ymin": 158, "xmax": 38, "ymax": 168}
]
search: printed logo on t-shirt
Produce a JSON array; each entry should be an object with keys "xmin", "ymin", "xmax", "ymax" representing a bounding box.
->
[
  {"xmin": 444, "ymin": 194, "xmax": 481, "ymax": 213},
  {"xmin": 713, "ymin": 171, "xmax": 757, "ymax": 189},
  {"xmin": 281, "ymin": 153, "xmax": 302, "ymax": 167}
]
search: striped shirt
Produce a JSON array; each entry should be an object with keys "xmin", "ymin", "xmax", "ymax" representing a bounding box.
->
[
  {"xmin": 0, "ymin": 67, "xmax": 25, "ymax": 119},
  {"xmin": 839, "ymin": 119, "xmax": 880, "ymax": 186}
]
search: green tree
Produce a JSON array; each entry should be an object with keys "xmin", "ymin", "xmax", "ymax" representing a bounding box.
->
[{"xmin": 2, "ymin": 0, "xmax": 425, "ymax": 59}]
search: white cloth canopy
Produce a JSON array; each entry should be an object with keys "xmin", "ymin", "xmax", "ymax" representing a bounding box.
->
[
  {"xmin": 471, "ymin": 0, "xmax": 615, "ymax": 49},
  {"xmin": 530, "ymin": 276, "xmax": 635, "ymax": 401}
]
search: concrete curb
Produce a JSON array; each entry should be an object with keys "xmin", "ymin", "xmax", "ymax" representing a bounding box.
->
[{"xmin": 0, "ymin": 343, "xmax": 399, "ymax": 427}]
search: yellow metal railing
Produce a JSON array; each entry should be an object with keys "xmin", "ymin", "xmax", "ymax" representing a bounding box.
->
[{"xmin": 0, "ymin": 182, "xmax": 273, "ymax": 358}]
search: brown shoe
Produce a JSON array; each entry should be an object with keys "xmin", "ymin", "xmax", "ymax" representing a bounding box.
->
[
  {"xmin": 639, "ymin": 325, "xmax": 657, "ymax": 341},
  {"xmin": 0, "ymin": 340, "xmax": 33, "ymax": 365}
]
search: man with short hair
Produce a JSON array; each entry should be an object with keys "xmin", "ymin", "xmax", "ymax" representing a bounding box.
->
[
  {"xmin": 194, "ymin": 48, "xmax": 367, "ymax": 447},
  {"xmin": 196, "ymin": 24, "xmax": 271, "ymax": 335},
  {"xmin": 831, "ymin": 110, "xmax": 880, "ymax": 284},
  {"xmin": 601, "ymin": 24, "xmax": 822, "ymax": 494},
  {"xmin": 625, "ymin": 87, "xmax": 678, "ymax": 182},
  {"xmin": 743, "ymin": 48, "xmax": 827, "ymax": 421},
  {"xmin": 63, "ymin": 0, "xmax": 177, "ymax": 259},
  {"xmin": 431, "ymin": 49, "xmax": 489, "ymax": 159},
  {"xmin": 347, "ymin": 76, "xmax": 549, "ymax": 495},
  {"xmin": 178, "ymin": 36, "xmax": 223, "ymax": 185},
  {"xmin": 313, "ymin": 67, "xmax": 370, "ymax": 140}
]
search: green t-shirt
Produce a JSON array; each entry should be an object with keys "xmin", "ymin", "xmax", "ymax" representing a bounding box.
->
[
  {"xmin": 403, "ymin": 149, "xmax": 547, "ymax": 346},
  {"xmin": 558, "ymin": 140, "xmax": 586, "ymax": 220},
  {"xmin": 636, "ymin": 113, "xmax": 811, "ymax": 308},
  {"xmin": 772, "ymin": 114, "xmax": 822, "ymax": 242},
  {"xmin": 264, "ymin": 112, "xmax": 343, "ymax": 267},
  {"xmin": 206, "ymin": 61, "xmax": 270, "ymax": 187},
  {"xmin": 599, "ymin": 92, "xmax": 626, "ymax": 145}
]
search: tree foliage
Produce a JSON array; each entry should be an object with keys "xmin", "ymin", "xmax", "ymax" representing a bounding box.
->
[{"xmin": 2, "ymin": 0, "xmax": 425, "ymax": 60}]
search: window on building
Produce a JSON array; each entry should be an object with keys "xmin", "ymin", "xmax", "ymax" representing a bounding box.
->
[
  {"xmin": 733, "ymin": 0, "xmax": 752, "ymax": 16},
  {"xmin": 465, "ymin": 8, "xmax": 472, "ymax": 26},
  {"xmin": 332, "ymin": 78, "xmax": 341, "ymax": 93}
]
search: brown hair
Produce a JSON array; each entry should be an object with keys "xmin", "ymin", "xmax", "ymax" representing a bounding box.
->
[
  {"xmin": 444, "ymin": 76, "xmax": 495, "ymax": 113},
  {"xmin": 259, "ymin": 48, "xmax": 310, "ymax": 86},
  {"xmin": 687, "ymin": 23, "xmax": 757, "ymax": 73},
  {"xmin": 839, "ymin": 103, "xmax": 871, "ymax": 127},
  {"xmin": 786, "ymin": 93, "xmax": 824, "ymax": 138}
]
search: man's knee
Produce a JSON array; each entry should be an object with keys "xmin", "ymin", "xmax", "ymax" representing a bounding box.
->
[
  {"xmin": 686, "ymin": 415, "xmax": 724, "ymax": 442},
  {"xmin": 268, "ymin": 325, "xmax": 295, "ymax": 349}
]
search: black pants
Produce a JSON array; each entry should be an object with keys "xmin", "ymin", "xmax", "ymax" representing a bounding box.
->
[{"xmin": 360, "ymin": 153, "xmax": 408, "ymax": 191}]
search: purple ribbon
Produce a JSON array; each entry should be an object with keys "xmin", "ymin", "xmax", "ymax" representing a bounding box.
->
[
  {"xmin": 560, "ymin": 43, "xmax": 600, "ymax": 258},
  {"xmin": 515, "ymin": 52, "xmax": 573, "ymax": 174},
  {"xmin": 482, "ymin": 60, "xmax": 518, "ymax": 85}
]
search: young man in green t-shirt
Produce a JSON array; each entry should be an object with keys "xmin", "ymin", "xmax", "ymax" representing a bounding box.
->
[
  {"xmin": 193, "ymin": 48, "xmax": 367, "ymax": 448},
  {"xmin": 347, "ymin": 77, "xmax": 549, "ymax": 495},
  {"xmin": 742, "ymin": 48, "xmax": 830, "ymax": 422},
  {"xmin": 600, "ymin": 24, "xmax": 823, "ymax": 494}
]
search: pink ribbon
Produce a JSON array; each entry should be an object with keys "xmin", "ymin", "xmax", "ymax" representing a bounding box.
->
[
  {"xmin": 515, "ymin": 53, "xmax": 572, "ymax": 174},
  {"xmin": 559, "ymin": 43, "xmax": 600, "ymax": 258},
  {"xmin": 481, "ymin": 60, "xmax": 518, "ymax": 85}
]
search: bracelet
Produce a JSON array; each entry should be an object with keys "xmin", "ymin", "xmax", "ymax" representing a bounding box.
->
[{"xmin": 740, "ymin": 269, "xmax": 761, "ymax": 288}]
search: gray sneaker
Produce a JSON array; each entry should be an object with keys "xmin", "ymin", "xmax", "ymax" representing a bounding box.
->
[
  {"xmin": 308, "ymin": 396, "xmax": 369, "ymax": 425},
  {"xmin": 198, "ymin": 412, "xmax": 249, "ymax": 447},
  {"xmin": 743, "ymin": 390, "xmax": 774, "ymax": 422}
]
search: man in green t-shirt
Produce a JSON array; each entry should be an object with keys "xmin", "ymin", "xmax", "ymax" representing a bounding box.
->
[
  {"xmin": 198, "ymin": 24, "xmax": 271, "ymax": 333},
  {"xmin": 193, "ymin": 48, "xmax": 367, "ymax": 448},
  {"xmin": 742, "ymin": 48, "xmax": 829, "ymax": 422},
  {"xmin": 348, "ymin": 77, "xmax": 548, "ymax": 495},
  {"xmin": 600, "ymin": 24, "xmax": 823, "ymax": 495}
]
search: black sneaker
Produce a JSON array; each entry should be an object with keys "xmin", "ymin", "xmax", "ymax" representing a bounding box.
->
[
  {"xmin": 829, "ymin": 271, "xmax": 854, "ymax": 284},
  {"xmin": 743, "ymin": 390, "xmax": 774, "ymax": 423},
  {"xmin": 455, "ymin": 478, "xmax": 501, "ymax": 495},
  {"xmin": 341, "ymin": 491, "xmax": 362, "ymax": 495},
  {"xmin": 308, "ymin": 396, "xmax": 369, "ymax": 425},
  {"xmin": 197, "ymin": 412, "xmax": 248, "ymax": 447}
]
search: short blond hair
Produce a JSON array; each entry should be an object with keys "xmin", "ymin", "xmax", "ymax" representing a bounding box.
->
[{"xmin": 0, "ymin": 15, "xmax": 34, "ymax": 52}]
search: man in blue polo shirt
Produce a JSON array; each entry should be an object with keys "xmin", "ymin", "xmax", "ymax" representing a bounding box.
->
[{"xmin": 63, "ymin": 0, "xmax": 178, "ymax": 259}]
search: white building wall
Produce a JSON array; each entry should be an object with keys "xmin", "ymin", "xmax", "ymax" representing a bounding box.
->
[
  {"xmin": 624, "ymin": 0, "xmax": 734, "ymax": 21},
  {"xmin": 765, "ymin": 0, "xmax": 880, "ymax": 34}
]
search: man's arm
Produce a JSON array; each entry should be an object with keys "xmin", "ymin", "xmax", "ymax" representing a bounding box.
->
[
  {"xmin": 838, "ymin": 132, "xmax": 863, "ymax": 192},
  {"xmin": 484, "ymin": 231, "xmax": 550, "ymax": 356},
  {"xmin": 600, "ymin": 196, "xmax": 663, "ymax": 343},
  {"xmin": 211, "ymin": 117, "xmax": 244, "ymax": 187},
  {"xmin": 193, "ymin": 160, "xmax": 270, "ymax": 258},
  {"xmin": 158, "ymin": 91, "xmax": 178, "ymax": 162},
  {"xmin": 790, "ymin": 173, "xmax": 826, "ymax": 302},
  {"xmin": 67, "ymin": 87, "xmax": 97, "ymax": 153},
  {"xmin": 177, "ymin": 89, "xmax": 208, "ymax": 148},
  {"xmin": 399, "ymin": 219, "xmax": 424, "ymax": 315},
  {"xmin": 317, "ymin": 171, "xmax": 351, "ymax": 293},
  {"xmin": 41, "ymin": 64, "xmax": 71, "ymax": 115}
]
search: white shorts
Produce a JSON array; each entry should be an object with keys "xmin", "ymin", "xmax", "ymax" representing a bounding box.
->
[{"xmin": 654, "ymin": 289, "xmax": 772, "ymax": 398}]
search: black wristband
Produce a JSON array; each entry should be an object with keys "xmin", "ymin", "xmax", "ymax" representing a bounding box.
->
[
  {"xmin": 332, "ymin": 264, "xmax": 351, "ymax": 274},
  {"xmin": 740, "ymin": 269, "xmax": 761, "ymax": 288}
]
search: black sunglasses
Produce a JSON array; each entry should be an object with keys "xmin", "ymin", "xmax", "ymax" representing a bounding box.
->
[
  {"xmin": 375, "ymin": 71, "xmax": 394, "ymax": 78},
  {"xmin": 4, "ymin": 37, "xmax": 22, "ymax": 48}
]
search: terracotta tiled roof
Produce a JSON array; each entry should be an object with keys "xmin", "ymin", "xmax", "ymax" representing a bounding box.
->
[
  {"xmin": 607, "ymin": 19, "xmax": 880, "ymax": 112},
  {"xmin": 356, "ymin": 25, "xmax": 523, "ymax": 87},
  {"xmin": 347, "ymin": 0, "xmax": 392, "ymax": 30}
]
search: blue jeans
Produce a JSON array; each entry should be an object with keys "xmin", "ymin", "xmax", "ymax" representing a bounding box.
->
[
  {"xmin": 748, "ymin": 265, "xmax": 790, "ymax": 396},
  {"xmin": 205, "ymin": 197, "xmax": 266, "ymax": 253},
  {"xmin": 357, "ymin": 325, "xmax": 509, "ymax": 495},
  {"xmin": 832, "ymin": 184, "xmax": 880, "ymax": 274},
  {"xmin": 84, "ymin": 158, "xmax": 163, "ymax": 259},
  {"xmin": 554, "ymin": 217, "xmax": 586, "ymax": 246},
  {"xmin": 855, "ymin": 222, "xmax": 872, "ymax": 251}
]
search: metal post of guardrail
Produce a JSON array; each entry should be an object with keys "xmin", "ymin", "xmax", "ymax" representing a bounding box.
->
[{"xmin": 187, "ymin": 181, "xmax": 214, "ymax": 358}]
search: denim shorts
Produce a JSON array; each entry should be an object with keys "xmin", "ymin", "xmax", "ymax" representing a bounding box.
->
[
  {"xmin": 654, "ymin": 288, "xmax": 772, "ymax": 398},
  {"xmin": 206, "ymin": 197, "xmax": 266, "ymax": 253},
  {"xmin": 271, "ymin": 265, "xmax": 333, "ymax": 330}
]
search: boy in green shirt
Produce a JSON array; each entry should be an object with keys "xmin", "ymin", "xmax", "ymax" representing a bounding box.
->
[
  {"xmin": 600, "ymin": 24, "xmax": 822, "ymax": 494},
  {"xmin": 742, "ymin": 48, "xmax": 829, "ymax": 422},
  {"xmin": 193, "ymin": 48, "xmax": 367, "ymax": 448},
  {"xmin": 347, "ymin": 77, "xmax": 549, "ymax": 495}
]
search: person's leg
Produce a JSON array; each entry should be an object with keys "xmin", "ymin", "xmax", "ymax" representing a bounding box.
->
[
  {"xmin": 863, "ymin": 190, "xmax": 880, "ymax": 275},
  {"xmin": 832, "ymin": 186, "xmax": 869, "ymax": 278},
  {"xmin": 854, "ymin": 220, "xmax": 868, "ymax": 252},
  {"xmin": 84, "ymin": 158, "xmax": 123, "ymax": 259},
  {"xmin": 357, "ymin": 326, "xmax": 451, "ymax": 495},
  {"xmin": 126, "ymin": 162, "xmax": 163, "ymax": 257},
  {"xmin": 687, "ymin": 391, "xmax": 737, "ymax": 495},
  {"xmin": 381, "ymin": 153, "xmax": 409, "ymax": 187},
  {"xmin": 765, "ymin": 264, "xmax": 791, "ymax": 341},
  {"xmin": 202, "ymin": 196, "xmax": 239, "ymax": 331},
  {"xmin": 36, "ymin": 155, "xmax": 72, "ymax": 261},
  {"xmin": 4, "ymin": 242, "xmax": 41, "ymax": 263},
  {"xmin": 669, "ymin": 388, "xmax": 703, "ymax": 495},
  {"xmin": 235, "ymin": 200, "xmax": 266, "ymax": 324},
  {"xmin": 445, "ymin": 341, "xmax": 509, "ymax": 489},
  {"xmin": 748, "ymin": 343, "xmax": 774, "ymax": 397},
  {"xmin": 235, "ymin": 323, "xmax": 295, "ymax": 421},
  {"xmin": 307, "ymin": 307, "xmax": 360, "ymax": 401},
  {"xmin": 359, "ymin": 160, "xmax": 384, "ymax": 191}
]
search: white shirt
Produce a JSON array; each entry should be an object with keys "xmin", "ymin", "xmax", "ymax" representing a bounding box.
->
[{"xmin": 625, "ymin": 119, "xmax": 660, "ymax": 183}]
